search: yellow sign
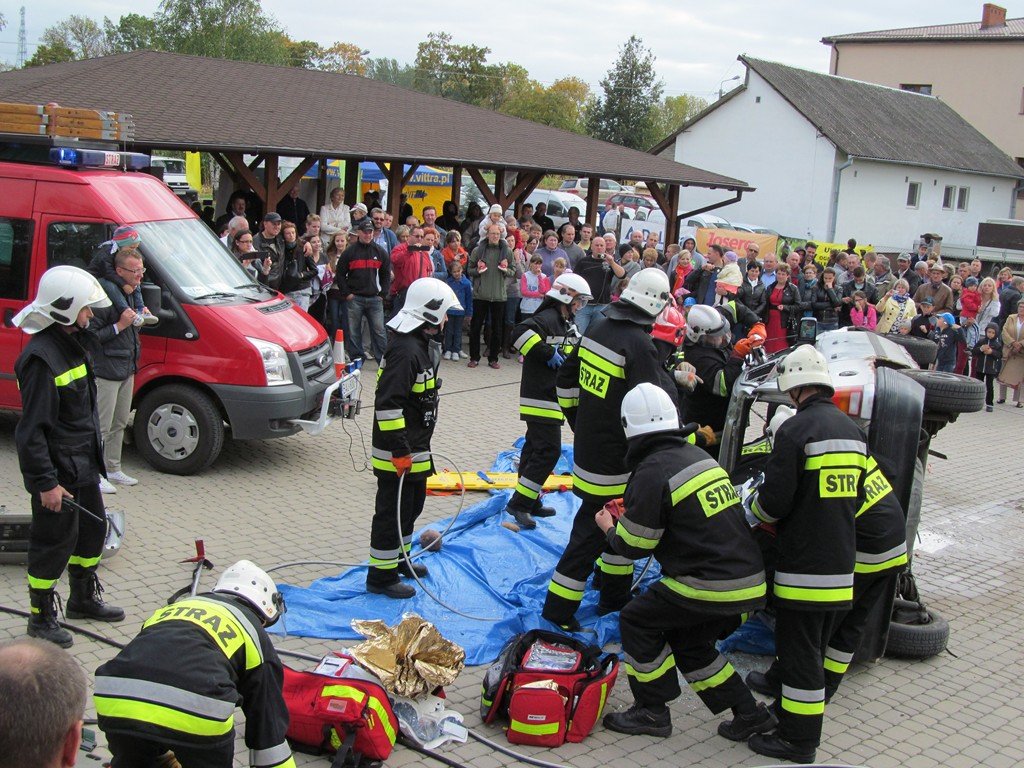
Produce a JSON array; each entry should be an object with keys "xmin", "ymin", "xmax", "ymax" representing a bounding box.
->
[{"xmin": 809, "ymin": 241, "xmax": 874, "ymax": 268}]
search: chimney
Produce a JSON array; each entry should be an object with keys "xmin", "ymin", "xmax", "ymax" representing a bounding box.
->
[{"xmin": 981, "ymin": 3, "xmax": 1007, "ymax": 28}]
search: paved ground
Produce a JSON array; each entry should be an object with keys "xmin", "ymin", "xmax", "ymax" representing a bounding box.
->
[{"xmin": 1, "ymin": 357, "xmax": 1021, "ymax": 767}]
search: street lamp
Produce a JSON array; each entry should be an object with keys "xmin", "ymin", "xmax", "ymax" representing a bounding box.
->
[{"xmin": 718, "ymin": 75, "xmax": 741, "ymax": 99}]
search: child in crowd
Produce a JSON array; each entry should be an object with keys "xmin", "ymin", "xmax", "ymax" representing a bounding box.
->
[
  {"xmin": 931, "ymin": 312, "xmax": 965, "ymax": 373},
  {"xmin": 443, "ymin": 261, "xmax": 473, "ymax": 360},
  {"xmin": 897, "ymin": 319, "xmax": 913, "ymax": 336},
  {"xmin": 519, "ymin": 254, "xmax": 550, "ymax": 319},
  {"xmin": 90, "ymin": 226, "xmax": 158, "ymax": 325},
  {"xmin": 552, "ymin": 257, "xmax": 568, "ymax": 281},
  {"xmin": 974, "ymin": 323, "xmax": 1003, "ymax": 412},
  {"xmin": 908, "ymin": 297, "xmax": 935, "ymax": 339},
  {"xmin": 442, "ymin": 230, "xmax": 468, "ymax": 273},
  {"xmin": 849, "ymin": 290, "xmax": 877, "ymax": 330}
]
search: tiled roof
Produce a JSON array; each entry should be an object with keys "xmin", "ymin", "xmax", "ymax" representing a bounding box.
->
[
  {"xmin": 823, "ymin": 16, "xmax": 1024, "ymax": 43},
  {"xmin": 0, "ymin": 50, "xmax": 750, "ymax": 190}
]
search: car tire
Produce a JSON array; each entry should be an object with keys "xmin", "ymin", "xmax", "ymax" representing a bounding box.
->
[
  {"xmin": 133, "ymin": 384, "xmax": 225, "ymax": 475},
  {"xmin": 897, "ymin": 370, "xmax": 985, "ymax": 415},
  {"xmin": 884, "ymin": 334, "xmax": 938, "ymax": 367},
  {"xmin": 885, "ymin": 598, "xmax": 949, "ymax": 659}
]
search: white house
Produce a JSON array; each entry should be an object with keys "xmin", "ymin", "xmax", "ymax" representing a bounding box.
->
[{"xmin": 651, "ymin": 56, "xmax": 1024, "ymax": 251}]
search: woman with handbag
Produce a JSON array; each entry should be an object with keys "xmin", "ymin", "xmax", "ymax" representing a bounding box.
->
[
  {"xmin": 997, "ymin": 299, "xmax": 1024, "ymax": 407},
  {"xmin": 764, "ymin": 265, "xmax": 801, "ymax": 353}
]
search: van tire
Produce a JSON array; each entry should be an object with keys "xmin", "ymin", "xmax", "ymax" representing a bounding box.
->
[
  {"xmin": 133, "ymin": 385, "xmax": 224, "ymax": 475},
  {"xmin": 897, "ymin": 370, "xmax": 985, "ymax": 415},
  {"xmin": 885, "ymin": 599, "xmax": 949, "ymax": 659},
  {"xmin": 884, "ymin": 334, "xmax": 938, "ymax": 367}
]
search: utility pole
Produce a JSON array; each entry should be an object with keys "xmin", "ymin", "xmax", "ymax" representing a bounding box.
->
[{"xmin": 16, "ymin": 7, "xmax": 26, "ymax": 68}]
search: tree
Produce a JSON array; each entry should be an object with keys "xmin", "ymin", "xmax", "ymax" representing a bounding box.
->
[
  {"xmin": 103, "ymin": 14, "xmax": 160, "ymax": 54},
  {"xmin": 26, "ymin": 15, "xmax": 108, "ymax": 66},
  {"xmin": 586, "ymin": 35, "xmax": 665, "ymax": 150},
  {"xmin": 413, "ymin": 32, "xmax": 507, "ymax": 107},
  {"xmin": 651, "ymin": 93, "xmax": 709, "ymax": 144},
  {"xmin": 365, "ymin": 57, "xmax": 417, "ymax": 89},
  {"xmin": 153, "ymin": 0, "xmax": 291, "ymax": 65},
  {"xmin": 502, "ymin": 77, "xmax": 592, "ymax": 135},
  {"xmin": 311, "ymin": 42, "xmax": 367, "ymax": 75}
]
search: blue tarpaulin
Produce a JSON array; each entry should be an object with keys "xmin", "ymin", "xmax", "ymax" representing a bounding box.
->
[{"xmin": 272, "ymin": 442, "xmax": 662, "ymax": 665}]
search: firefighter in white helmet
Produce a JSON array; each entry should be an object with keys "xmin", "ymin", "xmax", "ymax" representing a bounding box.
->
[
  {"xmin": 95, "ymin": 560, "xmax": 295, "ymax": 767},
  {"xmin": 367, "ymin": 277, "xmax": 461, "ymax": 599},
  {"xmin": 12, "ymin": 266, "xmax": 124, "ymax": 649}
]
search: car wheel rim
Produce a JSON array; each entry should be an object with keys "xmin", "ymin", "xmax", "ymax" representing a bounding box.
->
[{"xmin": 146, "ymin": 403, "xmax": 200, "ymax": 460}]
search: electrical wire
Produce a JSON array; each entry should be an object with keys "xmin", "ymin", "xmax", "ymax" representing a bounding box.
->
[
  {"xmin": 465, "ymin": 728, "xmax": 570, "ymax": 768},
  {"xmin": 397, "ymin": 736, "xmax": 474, "ymax": 768}
]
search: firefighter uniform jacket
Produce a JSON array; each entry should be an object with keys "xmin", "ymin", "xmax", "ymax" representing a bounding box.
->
[
  {"xmin": 512, "ymin": 303, "xmax": 572, "ymax": 423},
  {"xmin": 556, "ymin": 314, "xmax": 669, "ymax": 502},
  {"xmin": 14, "ymin": 326, "xmax": 104, "ymax": 493},
  {"xmin": 95, "ymin": 594, "xmax": 296, "ymax": 768},
  {"xmin": 679, "ymin": 342, "xmax": 743, "ymax": 432},
  {"xmin": 608, "ymin": 434, "xmax": 767, "ymax": 614},
  {"xmin": 372, "ymin": 331, "xmax": 439, "ymax": 478},
  {"xmin": 855, "ymin": 456, "xmax": 909, "ymax": 576},
  {"xmin": 749, "ymin": 394, "xmax": 867, "ymax": 610}
]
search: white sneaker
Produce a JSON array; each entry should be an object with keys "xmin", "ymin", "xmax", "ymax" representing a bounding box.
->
[
  {"xmin": 107, "ymin": 470, "xmax": 139, "ymax": 486},
  {"xmin": 460, "ymin": 352, "xmax": 469, "ymax": 359},
  {"xmin": 99, "ymin": 477, "xmax": 117, "ymax": 494},
  {"xmin": 443, "ymin": 351, "xmax": 451, "ymax": 360}
]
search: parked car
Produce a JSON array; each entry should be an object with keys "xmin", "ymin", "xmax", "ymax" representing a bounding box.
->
[
  {"xmin": 558, "ymin": 178, "xmax": 632, "ymax": 204},
  {"xmin": 605, "ymin": 192, "xmax": 656, "ymax": 211},
  {"xmin": 730, "ymin": 221, "xmax": 780, "ymax": 236},
  {"xmin": 519, "ymin": 189, "xmax": 588, "ymax": 227}
]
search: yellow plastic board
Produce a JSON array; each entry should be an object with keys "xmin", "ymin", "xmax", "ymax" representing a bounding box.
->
[{"xmin": 427, "ymin": 471, "xmax": 573, "ymax": 493}]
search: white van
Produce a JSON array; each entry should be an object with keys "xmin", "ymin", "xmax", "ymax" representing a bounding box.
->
[{"xmin": 150, "ymin": 155, "xmax": 196, "ymax": 200}]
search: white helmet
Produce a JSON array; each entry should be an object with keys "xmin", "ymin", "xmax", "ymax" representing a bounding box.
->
[
  {"xmin": 767, "ymin": 405, "xmax": 796, "ymax": 445},
  {"xmin": 684, "ymin": 304, "xmax": 730, "ymax": 345},
  {"xmin": 386, "ymin": 278, "xmax": 462, "ymax": 333},
  {"xmin": 546, "ymin": 272, "xmax": 592, "ymax": 306},
  {"xmin": 620, "ymin": 382, "xmax": 679, "ymax": 439},
  {"xmin": 12, "ymin": 265, "xmax": 111, "ymax": 334},
  {"xmin": 214, "ymin": 560, "xmax": 285, "ymax": 626},
  {"xmin": 618, "ymin": 268, "xmax": 670, "ymax": 318},
  {"xmin": 777, "ymin": 345, "xmax": 834, "ymax": 395}
]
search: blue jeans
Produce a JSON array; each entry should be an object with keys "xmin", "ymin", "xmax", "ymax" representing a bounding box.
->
[
  {"xmin": 326, "ymin": 294, "xmax": 349, "ymax": 343},
  {"xmin": 575, "ymin": 303, "xmax": 607, "ymax": 335},
  {"xmin": 347, "ymin": 295, "xmax": 387, "ymax": 362},
  {"xmin": 444, "ymin": 316, "xmax": 465, "ymax": 354},
  {"xmin": 936, "ymin": 359, "xmax": 956, "ymax": 373}
]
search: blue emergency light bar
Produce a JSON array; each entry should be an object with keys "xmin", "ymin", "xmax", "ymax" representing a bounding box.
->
[{"xmin": 49, "ymin": 147, "xmax": 151, "ymax": 170}]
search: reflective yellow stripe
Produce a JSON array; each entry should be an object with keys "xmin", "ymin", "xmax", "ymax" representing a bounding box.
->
[
  {"xmin": 804, "ymin": 452, "xmax": 868, "ymax": 470},
  {"xmin": 780, "ymin": 697, "xmax": 825, "ymax": 716},
  {"xmin": 596, "ymin": 557, "xmax": 633, "ymax": 576},
  {"xmin": 773, "ymin": 585, "xmax": 853, "ymax": 603},
  {"xmin": 515, "ymin": 482, "xmax": 540, "ymax": 500},
  {"xmin": 858, "ymin": 468, "xmax": 894, "ymax": 517},
  {"xmin": 371, "ymin": 457, "xmax": 432, "ymax": 473},
  {"xmin": 377, "ymin": 417, "xmax": 406, "ymax": 431},
  {"xmin": 510, "ymin": 719, "xmax": 560, "ymax": 736},
  {"xmin": 625, "ymin": 653, "xmax": 676, "ymax": 683},
  {"xmin": 27, "ymin": 574, "xmax": 58, "ymax": 590},
  {"xmin": 823, "ymin": 657, "xmax": 849, "ymax": 674},
  {"xmin": 660, "ymin": 577, "xmax": 766, "ymax": 603},
  {"xmin": 714, "ymin": 370, "xmax": 728, "ymax": 396},
  {"xmin": 613, "ymin": 521, "xmax": 658, "ymax": 551},
  {"xmin": 578, "ymin": 347, "xmax": 625, "ymax": 378},
  {"xmin": 68, "ymin": 554, "xmax": 102, "ymax": 568},
  {"xmin": 143, "ymin": 599, "xmax": 261, "ymax": 669},
  {"xmin": 854, "ymin": 552, "xmax": 908, "ymax": 574},
  {"xmin": 572, "ymin": 476, "xmax": 627, "ymax": 497},
  {"xmin": 519, "ymin": 405, "xmax": 563, "ymax": 420},
  {"xmin": 411, "ymin": 378, "xmax": 436, "ymax": 393},
  {"xmin": 670, "ymin": 466, "xmax": 735, "ymax": 512},
  {"xmin": 321, "ymin": 685, "xmax": 396, "ymax": 745},
  {"xmin": 557, "ymin": 396, "xmax": 578, "ymax": 408},
  {"xmin": 689, "ymin": 663, "xmax": 735, "ymax": 693},
  {"xmin": 547, "ymin": 581, "xmax": 584, "ymax": 601},
  {"xmin": 368, "ymin": 557, "xmax": 398, "ymax": 569},
  {"xmin": 54, "ymin": 364, "xmax": 87, "ymax": 387},
  {"xmin": 94, "ymin": 696, "xmax": 234, "ymax": 737},
  {"xmin": 519, "ymin": 333, "xmax": 541, "ymax": 355}
]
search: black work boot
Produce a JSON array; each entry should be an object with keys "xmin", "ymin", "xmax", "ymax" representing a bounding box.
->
[
  {"xmin": 603, "ymin": 703, "xmax": 672, "ymax": 738},
  {"xmin": 717, "ymin": 702, "xmax": 777, "ymax": 741},
  {"xmin": 397, "ymin": 560, "xmax": 428, "ymax": 578},
  {"xmin": 27, "ymin": 589, "xmax": 73, "ymax": 648},
  {"xmin": 66, "ymin": 572, "xmax": 125, "ymax": 622},
  {"xmin": 532, "ymin": 498, "xmax": 556, "ymax": 518},
  {"xmin": 746, "ymin": 669, "xmax": 781, "ymax": 698},
  {"xmin": 748, "ymin": 733, "xmax": 816, "ymax": 764},
  {"xmin": 506, "ymin": 504, "xmax": 537, "ymax": 529},
  {"xmin": 366, "ymin": 580, "xmax": 416, "ymax": 599}
]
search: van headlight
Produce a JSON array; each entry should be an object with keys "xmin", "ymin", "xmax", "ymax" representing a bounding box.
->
[{"xmin": 246, "ymin": 337, "xmax": 293, "ymax": 386}]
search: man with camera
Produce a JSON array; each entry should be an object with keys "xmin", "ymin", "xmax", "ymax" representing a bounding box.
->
[{"xmin": 571, "ymin": 235, "xmax": 625, "ymax": 335}]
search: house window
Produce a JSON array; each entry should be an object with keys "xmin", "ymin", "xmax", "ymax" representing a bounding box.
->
[
  {"xmin": 900, "ymin": 84, "xmax": 933, "ymax": 95},
  {"xmin": 942, "ymin": 185, "xmax": 956, "ymax": 210},
  {"xmin": 906, "ymin": 182, "xmax": 921, "ymax": 208},
  {"xmin": 957, "ymin": 187, "xmax": 970, "ymax": 211}
]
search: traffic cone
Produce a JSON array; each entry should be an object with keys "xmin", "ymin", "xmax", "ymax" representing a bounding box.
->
[{"xmin": 332, "ymin": 330, "xmax": 348, "ymax": 378}]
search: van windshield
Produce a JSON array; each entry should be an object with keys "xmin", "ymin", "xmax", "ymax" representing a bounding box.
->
[
  {"xmin": 154, "ymin": 158, "xmax": 186, "ymax": 175},
  {"xmin": 134, "ymin": 219, "xmax": 268, "ymax": 303}
]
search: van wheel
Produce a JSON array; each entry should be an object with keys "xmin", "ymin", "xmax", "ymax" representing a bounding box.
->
[
  {"xmin": 133, "ymin": 385, "xmax": 224, "ymax": 475},
  {"xmin": 885, "ymin": 598, "xmax": 949, "ymax": 659},
  {"xmin": 884, "ymin": 334, "xmax": 938, "ymax": 367},
  {"xmin": 898, "ymin": 370, "xmax": 985, "ymax": 415}
]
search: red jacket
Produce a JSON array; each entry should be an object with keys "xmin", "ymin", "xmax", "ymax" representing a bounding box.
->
[
  {"xmin": 959, "ymin": 288, "xmax": 981, "ymax": 320},
  {"xmin": 389, "ymin": 243, "xmax": 432, "ymax": 297}
]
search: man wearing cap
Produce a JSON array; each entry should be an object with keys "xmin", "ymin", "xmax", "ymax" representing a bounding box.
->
[
  {"xmin": 351, "ymin": 202, "xmax": 370, "ymax": 225},
  {"xmin": 336, "ymin": 217, "xmax": 391, "ymax": 363},
  {"xmin": 913, "ymin": 260, "xmax": 953, "ymax": 313},
  {"xmin": 908, "ymin": 296, "xmax": 935, "ymax": 339},
  {"xmin": 895, "ymin": 254, "xmax": 921, "ymax": 295},
  {"xmin": 931, "ymin": 312, "xmax": 964, "ymax": 372},
  {"xmin": 254, "ymin": 212, "xmax": 285, "ymax": 286}
]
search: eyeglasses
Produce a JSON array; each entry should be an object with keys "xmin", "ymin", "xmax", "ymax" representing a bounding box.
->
[
  {"xmin": 238, "ymin": 238, "xmax": 253, "ymax": 243},
  {"xmin": 118, "ymin": 266, "xmax": 146, "ymax": 275}
]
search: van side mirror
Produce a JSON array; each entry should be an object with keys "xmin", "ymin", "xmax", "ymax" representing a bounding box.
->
[
  {"xmin": 141, "ymin": 283, "xmax": 162, "ymax": 312},
  {"xmin": 797, "ymin": 317, "xmax": 818, "ymax": 345}
]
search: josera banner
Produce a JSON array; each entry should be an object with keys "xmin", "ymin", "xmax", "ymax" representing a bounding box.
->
[{"xmin": 696, "ymin": 228, "xmax": 778, "ymax": 258}]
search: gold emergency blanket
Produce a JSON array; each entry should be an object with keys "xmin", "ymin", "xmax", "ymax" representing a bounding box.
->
[{"xmin": 350, "ymin": 613, "xmax": 465, "ymax": 698}]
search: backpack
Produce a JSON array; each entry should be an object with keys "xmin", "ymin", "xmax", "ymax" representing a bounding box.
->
[
  {"xmin": 479, "ymin": 630, "xmax": 618, "ymax": 748},
  {"xmin": 283, "ymin": 653, "xmax": 398, "ymax": 767}
]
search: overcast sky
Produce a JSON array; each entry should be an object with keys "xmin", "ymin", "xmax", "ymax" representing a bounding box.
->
[{"xmin": 4, "ymin": 1, "xmax": 1011, "ymax": 98}]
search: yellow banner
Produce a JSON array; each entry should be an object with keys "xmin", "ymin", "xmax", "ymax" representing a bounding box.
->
[{"xmin": 804, "ymin": 240, "xmax": 874, "ymax": 268}]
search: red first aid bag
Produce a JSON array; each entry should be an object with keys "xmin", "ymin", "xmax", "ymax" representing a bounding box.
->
[
  {"xmin": 480, "ymin": 630, "xmax": 618, "ymax": 747},
  {"xmin": 283, "ymin": 652, "xmax": 398, "ymax": 766}
]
